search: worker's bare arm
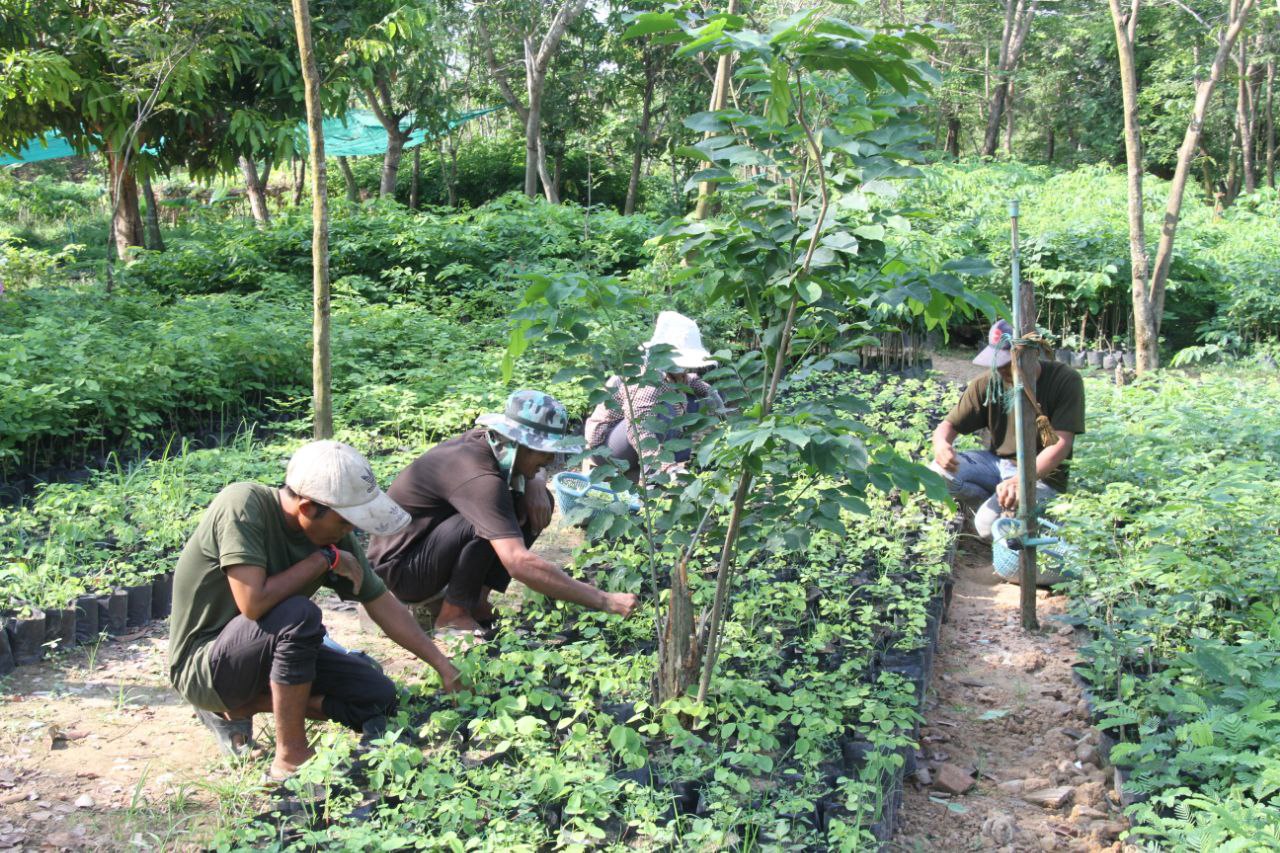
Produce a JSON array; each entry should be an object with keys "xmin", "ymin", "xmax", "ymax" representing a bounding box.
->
[
  {"xmin": 490, "ymin": 536, "xmax": 637, "ymax": 616},
  {"xmin": 224, "ymin": 554, "xmax": 329, "ymax": 621}
]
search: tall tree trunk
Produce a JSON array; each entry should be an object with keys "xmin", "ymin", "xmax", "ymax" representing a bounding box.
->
[
  {"xmin": 695, "ymin": 0, "xmax": 741, "ymax": 220},
  {"xmin": 409, "ymin": 147, "xmax": 421, "ymax": 210},
  {"xmin": 293, "ymin": 157, "xmax": 306, "ymax": 207},
  {"xmin": 982, "ymin": 0, "xmax": 1038, "ymax": 157},
  {"xmin": 337, "ymin": 156, "xmax": 360, "ymax": 203},
  {"xmin": 524, "ymin": 51, "xmax": 545, "ymax": 199},
  {"xmin": 105, "ymin": 147, "xmax": 144, "ymax": 262},
  {"xmin": 625, "ymin": 51, "xmax": 656, "ymax": 216},
  {"xmin": 1046, "ymin": 125, "xmax": 1056, "ymax": 162},
  {"xmin": 141, "ymin": 175, "xmax": 164, "ymax": 252},
  {"xmin": 945, "ymin": 113, "xmax": 961, "ymax": 158},
  {"xmin": 380, "ymin": 132, "xmax": 405, "ymax": 199},
  {"xmin": 550, "ymin": 149, "xmax": 563, "ymax": 203},
  {"xmin": 520, "ymin": 0, "xmax": 588, "ymax": 200},
  {"xmin": 1108, "ymin": 0, "xmax": 1155, "ymax": 370},
  {"xmin": 240, "ymin": 156, "xmax": 273, "ymax": 224},
  {"xmin": 1236, "ymin": 24, "xmax": 1257, "ymax": 195},
  {"xmin": 1110, "ymin": 0, "xmax": 1258, "ymax": 373},
  {"xmin": 1267, "ymin": 57, "xmax": 1276, "ymax": 188},
  {"xmin": 1005, "ymin": 79, "xmax": 1016, "ymax": 156},
  {"xmin": 291, "ymin": 0, "xmax": 333, "ymax": 440}
]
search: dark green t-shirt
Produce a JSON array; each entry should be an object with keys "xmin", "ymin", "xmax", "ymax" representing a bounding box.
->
[
  {"xmin": 167, "ymin": 482, "xmax": 386, "ymax": 711},
  {"xmin": 944, "ymin": 360, "xmax": 1086, "ymax": 492}
]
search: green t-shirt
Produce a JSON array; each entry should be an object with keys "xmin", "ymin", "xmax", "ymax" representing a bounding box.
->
[
  {"xmin": 167, "ymin": 482, "xmax": 386, "ymax": 711},
  {"xmin": 944, "ymin": 360, "xmax": 1086, "ymax": 492}
]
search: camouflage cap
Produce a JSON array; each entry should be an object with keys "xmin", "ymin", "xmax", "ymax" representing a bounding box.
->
[{"xmin": 476, "ymin": 390, "xmax": 585, "ymax": 454}]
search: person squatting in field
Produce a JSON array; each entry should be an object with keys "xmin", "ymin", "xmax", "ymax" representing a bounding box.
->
[
  {"xmin": 929, "ymin": 319, "xmax": 1085, "ymax": 539},
  {"xmin": 367, "ymin": 389, "xmax": 640, "ymax": 640},
  {"xmin": 167, "ymin": 441, "xmax": 460, "ymax": 780},
  {"xmin": 583, "ymin": 311, "xmax": 728, "ymax": 483}
]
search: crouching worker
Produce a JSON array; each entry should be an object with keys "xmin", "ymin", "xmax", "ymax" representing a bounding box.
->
[
  {"xmin": 930, "ymin": 320, "xmax": 1085, "ymax": 539},
  {"xmin": 583, "ymin": 311, "xmax": 726, "ymax": 482},
  {"xmin": 167, "ymin": 441, "xmax": 461, "ymax": 780},
  {"xmin": 368, "ymin": 390, "xmax": 639, "ymax": 637}
]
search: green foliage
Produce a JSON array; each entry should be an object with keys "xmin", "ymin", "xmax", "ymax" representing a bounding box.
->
[
  {"xmin": 342, "ymin": 134, "xmax": 659, "ymax": 212},
  {"xmin": 897, "ymin": 161, "xmax": 1279, "ymax": 352},
  {"xmin": 123, "ymin": 192, "xmax": 656, "ymax": 308},
  {"xmin": 1060, "ymin": 370, "xmax": 1280, "ymax": 845}
]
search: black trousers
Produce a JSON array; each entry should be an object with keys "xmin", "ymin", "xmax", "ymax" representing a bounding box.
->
[
  {"xmin": 207, "ymin": 595, "xmax": 397, "ymax": 731},
  {"xmin": 376, "ymin": 513, "xmax": 540, "ymax": 611}
]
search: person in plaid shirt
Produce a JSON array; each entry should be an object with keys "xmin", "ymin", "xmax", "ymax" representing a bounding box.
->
[{"xmin": 584, "ymin": 312, "xmax": 726, "ymax": 481}]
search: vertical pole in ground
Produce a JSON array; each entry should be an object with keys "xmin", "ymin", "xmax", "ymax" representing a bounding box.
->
[
  {"xmin": 291, "ymin": 0, "xmax": 332, "ymax": 440},
  {"xmin": 1009, "ymin": 198, "xmax": 1039, "ymax": 630}
]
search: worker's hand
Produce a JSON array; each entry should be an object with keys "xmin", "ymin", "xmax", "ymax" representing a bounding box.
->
[
  {"xmin": 996, "ymin": 477, "xmax": 1019, "ymax": 510},
  {"xmin": 332, "ymin": 549, "xmax": 364, "ymax": 596},
  {"xmin": 602, "ymin": 592, "xmax": 639, "ymax": 618},
  {"xmin": 437, "ymin": 660, "xmax": 463, "ymax": 695},
  {"xmin": 933, "ymin": 442, "xmax": 959, "ymax": 473},
  {"xmin": 520, "ymin": 482, "xmax": 553, "ymax": 534}
]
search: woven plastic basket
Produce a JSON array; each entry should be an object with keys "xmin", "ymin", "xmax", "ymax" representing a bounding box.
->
[
  {"xmin": 552, "ymin": 471, "xmax": 641, "ymax": 520},
  {"xmin": 991, "ymin": 517, "xmax": 1076, "ymax": 583}
]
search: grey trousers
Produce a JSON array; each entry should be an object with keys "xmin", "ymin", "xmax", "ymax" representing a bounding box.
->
[{"xmin": 929, "ymin": 450, "xmax": 1056, "ymax": 539}]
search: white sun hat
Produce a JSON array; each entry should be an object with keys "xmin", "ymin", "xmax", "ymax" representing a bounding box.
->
[
  {"xmin": 285, "ymin": 441, "xmax": 411, "ymax": 536},
  {"xmin": 641, "ymin": 311, "xmax": 716, "ymax": 370}
]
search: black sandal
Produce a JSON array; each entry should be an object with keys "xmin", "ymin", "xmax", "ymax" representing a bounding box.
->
[{"xmin": 195, "ymin": 708, "xmax": 254, "ymax": 757}]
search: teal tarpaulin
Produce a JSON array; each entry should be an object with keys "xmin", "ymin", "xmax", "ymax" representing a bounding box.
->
[
  {"xmin": 0, "ymin": 131, "xmax": 80, "ymax": 167},
  {"xmin": 0, "ymin": 106, "xmax": 504, "ymax": 167}
]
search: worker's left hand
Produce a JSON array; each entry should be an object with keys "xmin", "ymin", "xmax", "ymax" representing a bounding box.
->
[
  {"xmin": 995, "ymin": 477, "xmax": 1019, "ymax": 510},
  {"xmin": 521, "ymin": 480, "xmax": 553, "ymax": 534},
  {"xmin": 332, "ymin": 549, "xmax": 364, "ymax": 596}
]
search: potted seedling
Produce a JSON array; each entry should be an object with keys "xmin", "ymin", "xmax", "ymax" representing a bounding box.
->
[{"xmin": 6, "ymin": 602, "xmax": 47, "ymax": 666}]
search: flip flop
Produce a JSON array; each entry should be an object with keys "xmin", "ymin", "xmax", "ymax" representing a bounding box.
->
[{"xmin": 195, "ymin": 708, "xmax": 254, "ymax": 757}]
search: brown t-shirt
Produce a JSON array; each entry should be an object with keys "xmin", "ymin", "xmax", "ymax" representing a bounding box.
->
[
  {"xmin": 944, "ymin": 360, "xmax": 1085, "ymax": 492},
  {"xmin": 366, "ymin": 429, "xmax": 524, "ymax": 571}
]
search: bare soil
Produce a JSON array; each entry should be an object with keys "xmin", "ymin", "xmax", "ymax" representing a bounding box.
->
[
  {"xmin": 891, "ymin": 538, "xmax": 1129, "ymax": 852},
  {"xmin": 0, "ymin": 521, "xmax": 582, "ymax": 851}
]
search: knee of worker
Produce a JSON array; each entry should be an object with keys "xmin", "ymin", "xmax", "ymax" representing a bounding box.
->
[
  {"xmin": 364, "ymin": 671, "xmax": 399, "ymax": 716},
  {"xmin": 927, "ymin": 461, "xmax": 966, "ymax": 496},
  {"xmin": 260, "ymin": 595, "xmax": 324, "ymax": 642},
  {"xmin": 973, "ymin": 502, "xmax": 1000, "ymax": 541}
]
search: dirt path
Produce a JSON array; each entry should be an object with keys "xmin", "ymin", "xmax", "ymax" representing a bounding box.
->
[
  {"xmin": 0, "ymin": 521, "xmax": 582, "ymax": 851},
  {"xmin": 892, "ymin": 538, "xmax": 1128, "ymax": 852}
]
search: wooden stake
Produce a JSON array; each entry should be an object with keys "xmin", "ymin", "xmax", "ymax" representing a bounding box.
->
[{"xmin": 1009, "ymin": 199, "xmax": 1038, "ymax": 630}]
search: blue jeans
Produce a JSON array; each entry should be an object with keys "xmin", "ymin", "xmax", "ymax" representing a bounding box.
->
[{"xmin": 929, "ymin": 450, "xmax": 1056, "ymax": 539}]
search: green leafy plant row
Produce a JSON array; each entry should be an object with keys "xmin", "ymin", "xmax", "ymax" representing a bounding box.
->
[{"xmin": 1058, "ymin": 370, "xmax": 1280, "ymax": 848}]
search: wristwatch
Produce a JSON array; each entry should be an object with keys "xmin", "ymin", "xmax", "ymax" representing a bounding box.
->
[{"xmin": 319, "ymin": 544, "xmax": 339, "ymax": 570}]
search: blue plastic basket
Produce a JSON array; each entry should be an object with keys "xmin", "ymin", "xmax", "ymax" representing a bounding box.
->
[
  {"xmin": 552, "ymin": 471, "xmax": 641, "ymax": 520},
  {"xmin": 991, "ymin": 517, "xmax": 1076, "ymax": 583}
]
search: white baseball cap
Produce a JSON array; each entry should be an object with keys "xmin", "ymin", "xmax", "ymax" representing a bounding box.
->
[{"xmin": 285, "ymin": 441, "xmax": 410, "ymax": 536}]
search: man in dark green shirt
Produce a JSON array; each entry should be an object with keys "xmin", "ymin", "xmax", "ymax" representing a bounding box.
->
[
  {"xmin": 930, "ymin": 320, "xmax": 1085, "ymax": 539},
  {"xmin": 168, "ymin": 440, "xmax": 460, "ymax": 780}
]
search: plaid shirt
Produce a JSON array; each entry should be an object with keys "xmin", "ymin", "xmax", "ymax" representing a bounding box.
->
[{"xmin": 584, "ymin": 375, "xmax": 722, "ymax": 456}]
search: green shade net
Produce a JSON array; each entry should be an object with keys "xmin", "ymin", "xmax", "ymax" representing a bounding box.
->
[
  {"xmin": 0, "ymin": 106, "xmax": 504, "ymax": 167},
  {"xmin": 0, "ymin": 131, "xmax": 80, "ymax": 166}
]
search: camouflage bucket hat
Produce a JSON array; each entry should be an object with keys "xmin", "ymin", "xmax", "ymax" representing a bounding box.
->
[{"xmin": 476, "ymin": 390, "xmax": 585, "ymax": 454}]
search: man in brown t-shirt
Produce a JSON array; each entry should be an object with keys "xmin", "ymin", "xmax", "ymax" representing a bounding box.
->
[
  {"xmin": 930, "ymin": 320, "xmax": 1085, "ymax": 539},
  {"xmin": 369, "ymin": 390, "xmax": 640, "ymax": 635}
]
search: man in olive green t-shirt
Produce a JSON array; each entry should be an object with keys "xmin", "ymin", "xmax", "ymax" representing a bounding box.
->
[
  {"xmin": 930, "ymin": 320, "xmax": 1085, "ymax": 540},
  {"xmin": 167, "ymin": 441, "xmax": 460, "ymax": 780}
]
